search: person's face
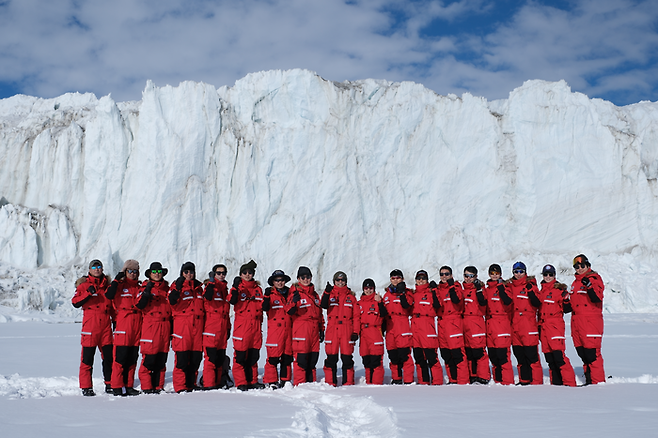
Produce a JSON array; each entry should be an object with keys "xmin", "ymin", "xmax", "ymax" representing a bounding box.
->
[
  {"xmin": 463, "ymin": 271, "xmax": 476, "ymax": 284},
  {"xmin": 390, "ymin": 276, "xmax": 403, "ymax": 286},
  {"xmin": 241, "ymin": 270, "xmax": 254, "ymax": 281},
  {"xmin": 89, "ymin": 265, "xmax": 103, "ymax": 278},
  {"xmin": 214, "ymin": 267, "xmax": 227, "ymax": 280},
  {"xmin": 513, "ymin": 269, "xmax": 526, "ymax": 280},
  {"xmin": 439, "ymin": 270, "xmax": 452, "ymax": 283},
  {"xmin": 334, "ymin": 278, "xmax": 347, "ymax": 287},
  {"xmin": 183, "ymin": 270, "xmax": 195, "ymax": 281},
  {"xmin": 273, "ymin": 278, "xmax": 286, "ymax": 289},
  {"xmin": 574, "ymin": 263, "xmax": 588, "ymax": 276},
  {"xmin": 489, "ymin": 272, "xmax": 501, "ymax": 281},
  {"xmin": 415, "ymin": 277, "xmax": 428, "ymax": 285},
  {"xmin": 126, "ymin": 269, "xmax": 139, "ymax": 281},
  {"xmin": 542, "ymin": 272, "xmax": 556, "ymax": 282},
  {"xmin": 363, "ymin": 286, "xmax": 375, "ymax": 296},
  {"xmin": 150, "ymin": 270, "xmax": 163, "ymax": 281},
  {"xmin": 298, "ymin": 275, "xmax": 312, "ymax": 287}
]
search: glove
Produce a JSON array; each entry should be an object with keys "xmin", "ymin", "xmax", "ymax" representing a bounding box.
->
[
  {"xmin": 429, "ymin": 280, "xmax": 438, "ymax": 289},
  {"xmin": 350, "ymin": 333, "xmax": 359, "ymax": 342},
  {"xmin": 325, "ymin": 282, "xmax": 333, "ymax": 293},
  {"xmin": 204, "ymin": 283, "xmax": 214, "ymax": 300},
  {"xmin": 581, "ymin": 277, "xmax": 592, "ymax": 288},
  {"xmin": 175, "ymin": 277, "xmax": 184, "ymax": 291},
  {"xmin": 232, "ymin": 277, "xmax": 242, "ymax": 289},
  {"xmin": 264, "ymin": 287, "xmax": 272, "ymax": 296},
  {"xmin": 209, "ymin": 271, "xmax": 215, "ymax": 281},
  {"xmin": 447, "ymin": 278, "xmax": 455, "ymax": 286},
  {"xmin": 292, "ymin": 292, "xmax": 301, "ymax": 303},
  {"xmin": 87, "ymin": 285, "xmax": 96, "ymax": 296},
  {"xmin": 474, "ymin": 279, "xmax": 483, "ymax": 291},
  {"xmin": 169, "ymin": 289, "xmax": 181, "ymax": 302},
  {"xmin": 396, "ymin": 282, "xmax": 407, "ymax": 294},
  {"xmin": 525, "ymin": 283, "xmax": 533, "ymax": 291},
  {"xmin": 115, "ymin": 271, "xmax": 126, "ymax": 281},
  {"xmin": 496, "ymin": 284, "xmax": 506, "ymax": 294},
  {"xmin": 143, "ymin": 281, "xmax": 154, "ymax": 297},
  {"xmin": 497, "ymin": 278, "xmax": 504, "ymax": 284},
  {"xmin": 319, "ymin": 330, "xmax": 325, "ymax": 343}
]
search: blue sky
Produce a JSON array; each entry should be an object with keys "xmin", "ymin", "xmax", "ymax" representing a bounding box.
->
[{"xmin": 0, "ymin": 0, "xmax": 657, "ymax": 105}]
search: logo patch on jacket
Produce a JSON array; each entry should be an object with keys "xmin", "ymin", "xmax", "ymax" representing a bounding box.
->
[
  {"xmin": 185, "ymin": 291, "xmax": 190, "ymax": 295},
  {"xmin": 274, "ymin": 300, "xmax": 280, "ymax": 305}
]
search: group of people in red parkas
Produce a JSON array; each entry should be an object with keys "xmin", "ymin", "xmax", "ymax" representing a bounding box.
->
[{"xmin": 72, "ymin": 254, "xmax": 605, "ymax": 396}]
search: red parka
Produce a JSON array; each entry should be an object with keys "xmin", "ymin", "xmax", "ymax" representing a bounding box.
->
[
  {"xmin": 507, "ymin": 275, "xmax": 540, "ymax": 346},
  {"xmin": 230, "ymin": 279, "xmax": 264, "ymax": 351},
  {"xmin": 358, "ymin": 293, "xmax": 385, "ymax": 357},
  {"xmin": 324, "ymin": 285, "xmax": 360, "ymax": 355},
  {"xmin": 410, "ymin": 284, "xmax": 439, "ymax": 349},
  {"xmin": 203, "ymin": 279, "xmax": 231, "ymax": 350},
  {"xmin": 72, "ymin": 275, "xmax": 113, "ymax": 348},
  {"xmin": 382, "ymin": 285, "xmax": 413, "ymax": 350}
]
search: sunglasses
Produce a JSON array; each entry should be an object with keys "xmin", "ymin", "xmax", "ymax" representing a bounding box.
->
[
  {"xmin": 489, "ymin": 271, "xmax": 501, "ymax": 276},
  {"xmin": 299, "ymin": 275, "xmax": 312, "ymax": 280},
  {"xmin": 513, "ymin": 270, "xmax": 526, "ymax": 274},
  {"xmin": 335, "ymin": 278, "xmax": 346, "ymax": 282},
  {"xmin": 126, "ymin": 269, "xmax": 139, "ymax": 274},
  {"xmin": 215, "ymin": 271, "xmax": 227, "ymax": 275},
  {"xmin": 90, "ymin": 266, "xmax": 103, "ymax": 270},
  {"xmin": 183, "ymin": 270, "xmax": 195, "ymax": 274},
  {"xmin": 464, "ymin": 273, "xmax": 476, "ymax": 278},
  {"xmin": 542, "ymin": 273, "xmax": 555, "ymax": 277},
  {"xmin": 439, "ymin": 272, "xmax": 451, "ymax": 277},
  {"xmin": 364, "ymin": 286, "xmax": 375, "ymax": 290},
  {"xmin": 273, "ymin": 278, "xmax": 285, "ymax": 283},
  {"xmin": 241, "ymin": 270, "xmax": 255, "ymax": 275},
  {"xmin": 390, "ymin": 276, "xmax": 402, "ymax": 280},
  {"xmin": 573, "ymin": 263, "xmax": 586, "ymax": 269},
  {"xmin": 151, "ymin": 269, "xmax": 163, "ymax": 274}
]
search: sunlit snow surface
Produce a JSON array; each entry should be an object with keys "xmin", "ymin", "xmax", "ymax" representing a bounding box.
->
[
  {"xmin": 1, "ymin": 69, "xmax": 658, "ymax": 316},
  {"xmin": 1, "ymin": 314, "xmax": 657, "ymax": 437}
]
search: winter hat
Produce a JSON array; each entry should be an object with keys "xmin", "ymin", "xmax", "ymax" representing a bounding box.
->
[
  {"xmin": 464, "ymin": 266, "xmax": 478, "ymax": 275},
  {"xmin": 415, "ymin": 270, "xmax": 428, "ymax": 280},
  {"xmin": 488, "ymin": 264, "xmax": 502, "ymax": 275},
  {"xmin": 268, "ymin": 269, "xmax": 291, "ymax": 286},
  {"xmin": 239, "ymin": 260, "xmax": 257, "ymax": 274},
  {"xmin": 122, "ymin": 259, "xmax": 139, "ymax": 271},
  {"xmin": 89, "ymin": 259, "xmax": 103, "ymax": 269},
  {"xmin": 146, "ymin": 262, "xmax": 168, "ymax": 278},
  {"xmin": 333, "ymin": 271, "xmax": 347, "ymax": 283},
  {"xmin": 362, "ymin": 278, "xmax": 376, "ymax": 290},
  {"xmin": 180, "ymin": 261, "xmax": 196, "ymax": 276},
  {"xmin": 389, "ymin": 269, "xmax": 404, "ymax": 279},
  {"xmin": 512, "ymin": 261, "xmax": 527, "ymax": 273},
  {"xmin": 297, "ymin": 266, "xmax": 312, "ymax": 278},
  {"xmin": 542, "ymin": 264, "xmax": 557, "ymax": 276},
  {"xmin": 573, "ymin": 254, "xmax": 590, "ymax": 268}
]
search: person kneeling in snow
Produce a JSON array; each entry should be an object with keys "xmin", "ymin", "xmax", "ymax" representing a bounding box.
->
[{"xmin": 72, "ymin": 259, "xmax": 113, "ymax": 396}]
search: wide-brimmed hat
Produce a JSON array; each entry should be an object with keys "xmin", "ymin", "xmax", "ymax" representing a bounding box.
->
[
  {"xmin": 267, "ymin": 269, "xmax": 291, "ymax": 286},
  {"xmin": 146, "ymin": 262, "xmax": 168, "ymax": 278}
]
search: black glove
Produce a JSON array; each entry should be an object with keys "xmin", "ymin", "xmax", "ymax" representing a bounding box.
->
[
  {"xmin": 209, "ymin": 271, "xmax": 215, "ymax": 281},
  {"xmin": 87, "ymin": 285, "xmax": 96, "ymax": 295},
  {"xmin": 497, "ymin": 278, "xmax": 504, "ymax": 284},
  {"xmin": 476, "ymin": 290, "xmax": 487, "ymax": 306},
  {"xmin": 232, "ymin": 277, "xmax": 242, "ymax": 289},
  {"xmin": 447, "ymin": 278, "xmax": 455, "ymax": 286},
  {"xmin": 350, "ymin": 333, "xmax": 359, "ymax": 342},
  {"xmin": 581, "ymin": 277, "xmax": 592, "ymax": 288},
  {"xmin": 325, "ymin": 282, "xmax": 333, "ymax": 293},
  {"xmin": 319, "ymin": 330, "xmax": 325, "ymax": 343},
  {"xmin": 115, "ymin": 271, "xmax": 126, "ymax": 281},
  {"xmin": 429, "ymin": 280, "xmax": 438, "ymax": 289},
  {"xmin": 396, "ymin": 282, "xmax": 407, "ymax": 294},
  {"xmin": 525, "ymin": 283, "xmax": 533, "ymax": 291},
  {"xmin": 169, "ymin": 289, "xmax": 181, "ymax": 304},
  {"xmin": 474, "ymin": 279, "xmax": 483, "ymax": 291},
  {"xmin": 204, "ymin": 283, "xmax": 214, "ymax": 300},
  {"xmin": 496, "ymin": 284, "xmax": 506, "ymax": 294},
  {"xmin": 143, "ymin": 281, "xmax": 154, "ymax": 296},
  {"xmin": 292, "ymin": 292, "xmax": 301, "ymax": 303},
  {"xmin": 264, "ymin": 287, "xmax": 272, "ymax": 296}
]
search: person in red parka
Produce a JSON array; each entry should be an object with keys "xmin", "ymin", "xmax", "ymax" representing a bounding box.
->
[
  {"xmin": 169, "ymin": 261, "xmax": 205, "ymax": 393},
  {"xmin": 201, "ymin": 264, "xmax": 232, "ymax": 390},
  {"xmin": 436, "ymin": 266, "xmax": 469, "ymax": 385},
  {"xmin": 570, "ymin": 254, "xmax": 606, "ymax": 385},
  {"xmin": 229, "ymin": 260, "xmax": 265, "ymax": 391},
  {"xmin": 321, "ymin": 271, "xmax": 360, "ymax": 386},
  {"xmin": 71, "ymin": 259, "xmax": 113, "ymax": 396},
  {"xmin": 358, "ymin": 279, "xmax": 386, "ymax": 385},
  {"xmin": 263, "ymin": 269, "xmax": 293, "ymax": 388},
  {"xmin": 508, "ymin": 261, "xmax": 543, "ymax": 385},
  {"xmin": 484, "ymin": 264, "xmax": 514, "ymax": 385},
  {"xmin": 411, "ymin": 270, "xmax": 443, "ymax": 385},
  {"xmin": 286, "ymin": 266, "xmax": 324, "ymax": 385},
  {"xmin": 462, "ymin": 266, "xmax": 491, "ymax": 384},
  {"xmin": 537, "ymin": 264, "xmax": 576, "ymax": 386},
  {"xmin": 135, "ymin": 262, "xmax": 171, "ymax": 394},
  {"xmin": 106, "ymin": 259, "xmax": 143, "ymax": 396},
  {"xmin": 382, "ymin": 269, "xmax": 414, "ymax": 384}
]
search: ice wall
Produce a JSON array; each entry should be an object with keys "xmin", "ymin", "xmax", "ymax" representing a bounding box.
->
[{"xmin": 1, "ymin": 69, "xmax": 657, "ymax": 313}]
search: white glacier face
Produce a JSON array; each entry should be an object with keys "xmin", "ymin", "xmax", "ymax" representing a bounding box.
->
[{"xmin": 0, "ymin": 69, "xmax": 657, "ymax": 314}]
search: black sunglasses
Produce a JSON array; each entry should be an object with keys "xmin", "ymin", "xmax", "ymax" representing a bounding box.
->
[
  {"xmin": 183, "ymin": 270, "xmax": 195, "ymax": 274},
  {"xmin": 542, "ymin": 273, "xmax": 555, "ymax": 277},
  {"xmin": 464, "ymin": 273, "xmax": 476, "ymax": 278},
  {"xmin": 439, "ymin": 272, "xmax": 451, "ymax": 277},
  {"xmin": 299, "ymin": 275, "xmax": 312, "ymax": 280},
  {"xmin": 513, "ymin": 269, "xmax": 526, "ymax": 274},
  {"xmin": 574, "ymin": 263, "xmax": 586, "ymax": 269},
  {"xmin": 215, "ymin": 271, "xmax": 227, "ymax": 275}
]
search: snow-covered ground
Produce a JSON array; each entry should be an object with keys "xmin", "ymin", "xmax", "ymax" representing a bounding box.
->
[{"xmin": 1, "ymin": 312, "xmax": 657, "ymax": 437}]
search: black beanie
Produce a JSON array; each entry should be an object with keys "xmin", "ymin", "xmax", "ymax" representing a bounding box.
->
[
  {"xmin": 297, "ymin": 266, "xmax": 312, "ymax": 278},
  {"xmin": 390, "ymin": 269, "xmax": 404, "ymax": 279},
  {"xmin": 362, "ymin": 278, "xmax": 376, "ymax": 290},
  {"xmin": 239, "ymin": 260, "xmax": 257, "ymax": 274},
  {"xmin": 488, "ymin": 264, "xmax": 502, "ymax": 275}
]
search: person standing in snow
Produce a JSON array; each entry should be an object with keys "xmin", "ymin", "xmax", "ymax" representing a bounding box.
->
[
  {"xmin": 169, "ymin": 261, "xmax": 205, "ymax": 393},
  {"xmin": 71, "ymin": 259, "xmax": 114, "ymax": 396},
  {"xmin": 201, "ymin": 264, "xmax": 232, "ymax": 389},
  {"xmin": 229, "ymin": 260, "xmax": 266, "ymax": 391},
  {"xmin": 570, "ymin": 254, "xmax": 606, "ymax": 385},
  {"xmin": 410, "ymin": 270, "xmax": 443, "ymax": 385},
  {"xmin": 382, "ymin": 269, "xmax": 415, "ymax": 384},
  {"xmin": 536, "ymin": 264, "xmax": 576, "ymax": 386},
  {"xmin": 358, "ymin": 279, "xmax": 387, "ymax": 385},
  {"xmin": 262, "ymin": 269, "xmax": 293, "ymax": 388},
  {"xmin": 286, "ymin": 266, "xmax": 324, "ymax": 385},
  {"xmin": 484, "ymin": 264, "xmax": 514, "ymax": 385},
  {"xmin": 508, "ymin": 261, "xmax": 543, "ymax": 385},
  {"xmin": 321, "ymin": 271, "xmax": 360, "ymax": 386},
  {"xmin": 462, "ymin": 266, "xmax": 491, "ymax": 384},
  {"xmin": 436, "ymin": 266, "xmax": 469, "ymax": 384},
  {"xmin": 135, "ymin": 262, "xmax": 171, "ymax": 394},
  {"xmin": 106, "ymin": 259, "xmax": 142, "ymax": 396}
]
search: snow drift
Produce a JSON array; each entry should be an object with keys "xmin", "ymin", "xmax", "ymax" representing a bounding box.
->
[{"xmin": 1, "ymin": 69, "xmax": 657, "ymax": 315}]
